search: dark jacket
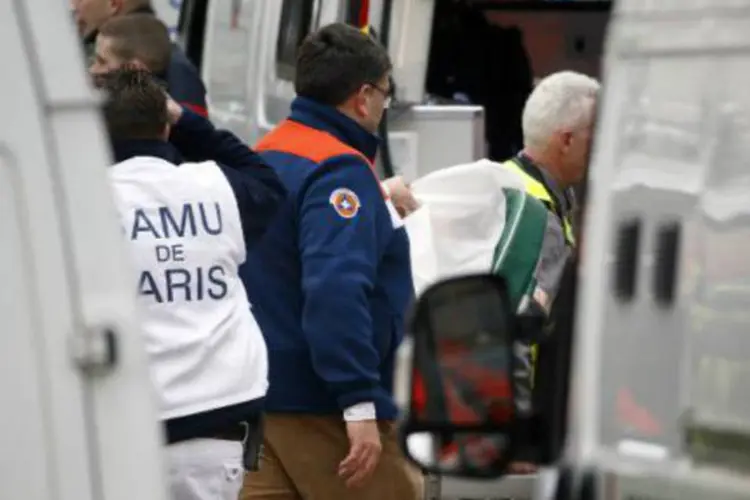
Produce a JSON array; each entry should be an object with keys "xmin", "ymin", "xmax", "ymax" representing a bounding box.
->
[
  {"xmin": 164, "ymin": 45, "xmax": 208, "ymax": 117},
  {"xmin": 84, "ymin": 5, "xmax": 208, "ymax": 116},
  {"xmin": 240, "ymin": 97, "xmax": 414, "ymax": 421}
]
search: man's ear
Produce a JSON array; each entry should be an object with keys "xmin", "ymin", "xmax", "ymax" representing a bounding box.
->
[
  {"xmin": 560, "ymin": 130, "xmax": 574, "ymax": 149},
  {"xmin": 351, "ymin": 86, "xmax": 370, "ymax": 118},
  {"xmin": 109, "ymin": 0, "xmax": 126, "ymax": 15}
]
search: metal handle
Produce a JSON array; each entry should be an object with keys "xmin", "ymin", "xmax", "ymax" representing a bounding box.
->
[
  {"xmin": 613, "ymin": 218, "xmax": 641, "ymax": 301},
  {"xmin": 653, "ymin": 221, "xmax": 681, "ymax": 306},
  {"xmin": 70, "ymin": 325, "xmax": 119, "ymax": 374}
]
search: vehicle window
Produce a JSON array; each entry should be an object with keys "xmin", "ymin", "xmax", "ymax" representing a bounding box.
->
[
  {"xmin": 276, "ymin": 0, "xmax": 315, "ymax": 81},
  {"xmin": 200, "ymin": 0, "xmax": 253, "ymax": 137}
]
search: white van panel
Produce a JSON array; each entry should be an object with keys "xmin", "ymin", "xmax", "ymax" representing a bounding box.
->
[
  {"xmin": 572, "ymin": 5, "xmax": 750, "ymax": 485},
  {"xmin": 384, "ymin": 0, "xmax": 435, "ymax": 104},
  {"xmin": 618, "ymin": 0, "xmax": 750, "ymax": 14},
  {"xmin": 252, "ymin": 0, "xmax": 346, "ymax": 139},
  {"xmin": 1, "ymin": 1, "xmax": 168, "ymax": 499},
  {"xmin": 688, "ymin": 49, "xmax": 750, "ymax": 435},
  {"xmin": 1, "ymin": 4, "xmax": 95, "ymax": 499},
  {"xmin": 0, "ymin": 147, "xmax": 58, "ymax": 499},
  {"xmin": 202, "ymin": 0, "xmax": 438, "ymax": 144}
]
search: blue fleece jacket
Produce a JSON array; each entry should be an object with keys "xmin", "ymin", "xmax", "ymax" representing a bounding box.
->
[{"xmin": 240, "ymin": 97, "xmax": 414, "ymax": 420}]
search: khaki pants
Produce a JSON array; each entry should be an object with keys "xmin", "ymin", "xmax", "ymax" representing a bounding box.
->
[{"xmin": 241, "ymin": 414, "xmax": 424, "ymax": 500}]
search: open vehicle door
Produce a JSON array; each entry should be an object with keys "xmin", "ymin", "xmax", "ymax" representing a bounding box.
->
[{"xmin": 1, "ymin": 1, "xmax": 167, "ymax": 499}]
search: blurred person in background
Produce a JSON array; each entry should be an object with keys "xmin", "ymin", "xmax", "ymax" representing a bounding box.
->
[
  {"xmin": 72, "ymin": 0, "xmax": 208, "ymax": 115},
  {"xmin": 89, "ymin": 14, "xmax": 171, "ymax": 83}
]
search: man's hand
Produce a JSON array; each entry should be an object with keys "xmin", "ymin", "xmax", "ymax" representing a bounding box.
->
[
  {"xmin": 338, "ymin": 420, "xmax": 382, "ymax": 488},
  {"xmin": 383, "ymin": 176, "xmax": 420, "ymax": 217},
  {"xmin": 165, "ymin": 94, "xmax": 184, "ymax": 125}
]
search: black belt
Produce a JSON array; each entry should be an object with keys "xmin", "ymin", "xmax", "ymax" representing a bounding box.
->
[
  {"xmin": 196, "ymin": 422, "xmax": 248, "ymax": 442},
  {"xmin": 169, "ymin": 417, "xmax": 264, "ymax": 472}
]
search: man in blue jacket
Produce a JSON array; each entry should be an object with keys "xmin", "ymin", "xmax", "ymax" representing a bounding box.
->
[{"xmin": 240, "ymin": 23, "xmax": 423, "ymax": 500}]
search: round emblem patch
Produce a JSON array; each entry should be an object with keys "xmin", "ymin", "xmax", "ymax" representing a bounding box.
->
[{"xmin": 329, "ymin": 188, "xmax": 361, "ymax": 219}]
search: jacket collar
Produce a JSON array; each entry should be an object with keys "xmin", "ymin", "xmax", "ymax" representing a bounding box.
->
[
  {"xmin": 111, "ymin": 139, "xmax": 183, "ymax": 165},
  {"xmin": 289, "ymin": 97, "xmax": 380, "ymax": 162},
  {"xmin": 516, "ymin": 152, "xmax": 574, "ymax": 214}
]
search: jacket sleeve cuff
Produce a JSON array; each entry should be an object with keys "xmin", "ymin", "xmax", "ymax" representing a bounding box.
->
[
  {"xmin": 343, "ymin": 402, "xmax": 376, "ymax": 421},
  {"xmin": 335, "ymin": 386, "xmax": 379, "ymax": 412}
]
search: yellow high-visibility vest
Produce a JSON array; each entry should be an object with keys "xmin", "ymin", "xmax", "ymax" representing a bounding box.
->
[{"xmin": 502, "ymin": 159, "xmax": 576, "ymax": 246}]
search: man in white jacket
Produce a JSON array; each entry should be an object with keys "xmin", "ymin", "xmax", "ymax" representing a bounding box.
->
[{"xmin": 102, "ymin": 68, "xmax": 286, "ymax": 500}]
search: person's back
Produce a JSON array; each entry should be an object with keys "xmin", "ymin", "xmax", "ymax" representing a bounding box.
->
[
  {"xmin": 101, "ymin": 68, "xmax": 285, "ymax": 500},
  {"xmin": 241, "ymin": 99, "xmax": 411, "ymax": 418},
  {"xmin": 111, "ymin": 156, "xmax": 267, "ymax": 418}
]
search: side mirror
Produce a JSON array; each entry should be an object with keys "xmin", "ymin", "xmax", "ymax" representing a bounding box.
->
[{"xmin": 400, "ymin": 274, "xmax": 522, "ymax": 478}]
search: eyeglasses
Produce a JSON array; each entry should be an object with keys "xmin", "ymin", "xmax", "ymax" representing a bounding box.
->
[{"xmin": 367, "ymin": 82, "xmax": 392, "ymax": 108}]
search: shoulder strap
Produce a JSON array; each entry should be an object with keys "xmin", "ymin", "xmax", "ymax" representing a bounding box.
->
[
  {"xmin": 492, "ymin": 188, "xmax": 549, "ymax": 311},
  {"xmin": 501, "ymin": 159, "xmax": 554, "ymax": 205}
]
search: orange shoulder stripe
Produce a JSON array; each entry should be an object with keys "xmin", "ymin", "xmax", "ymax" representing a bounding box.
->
[
  {"xmin": 256, "ymin": 120, "xmax": 370, "ymax": 164},
  {"xmin": 255, "ymin": 120, "xmax": 388, "ymax": 199}
]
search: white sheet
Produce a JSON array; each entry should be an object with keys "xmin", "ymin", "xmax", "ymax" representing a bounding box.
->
[{"xmin": 403, "ymin": 159, "xmax": 526, "ymax": 296}]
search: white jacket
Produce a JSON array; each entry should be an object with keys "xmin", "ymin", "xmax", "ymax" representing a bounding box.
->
[{"xmin": 110, "ymin": 155, "xmax": 268, "ymax": 420}]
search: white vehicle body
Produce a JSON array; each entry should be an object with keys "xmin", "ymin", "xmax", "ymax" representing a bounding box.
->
[
  {"xmin": 1, "ymin": 0, "xmax": 168, "ymax": 499},
  {"xmin": 568, "ymin": 0, "xmax": 750, "ymax": 498}
]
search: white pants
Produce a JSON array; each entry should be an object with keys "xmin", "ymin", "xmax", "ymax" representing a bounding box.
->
[{"xmin": 167, "ymin": 439, "xmax": 245, "ymax": 500}]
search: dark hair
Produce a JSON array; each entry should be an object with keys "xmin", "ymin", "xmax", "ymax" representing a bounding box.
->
[
  {"xmin": 98, "ymin": 14, "xmax": 171, "ymax": 75},
  {"xmin": 295, "ymin": 23, "xmax": 392, "ymax": 107},
  {"xmin": 101, "ymin": 68, "xmax": 168, "ymax": 141}
]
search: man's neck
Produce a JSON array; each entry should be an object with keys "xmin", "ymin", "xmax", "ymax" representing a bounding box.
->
[
  {"xmin": 521, "ymin": 148, "xmax": 566, "ymax": 188},
  {"xmin": 335, "ymin": 105, "xmax": 372, "ymax": 134},
  {"xmin": 122, "ymin": 0, "xmax": 154, "ymax": 15}
]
